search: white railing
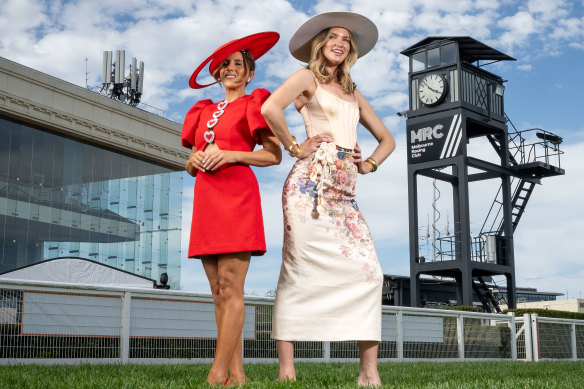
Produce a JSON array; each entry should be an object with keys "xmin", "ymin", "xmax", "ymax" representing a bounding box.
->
[
  {"xmin": 526, "ymin": 314, "xmax": 584, "ymax": 361},
  {"xmin": 1, "ymin": 280, "xmax": 581, "ymax": 364}
]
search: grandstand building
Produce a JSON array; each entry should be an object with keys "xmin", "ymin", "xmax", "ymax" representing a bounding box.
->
[
  {"xmin": 383, "ymin": 274, "xmax": 563, "ymax": 308},
  {"xmin": 0, "ymin": 57, "xmax": 187, "ymax": 289}
]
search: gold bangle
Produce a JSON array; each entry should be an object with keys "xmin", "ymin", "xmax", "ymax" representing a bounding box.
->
[
  {"xmin": 365, "ymin": 157, "xmax": 378, "ymax": 172},
  {"xmin": 286, "ymin": 136, "xmax": 298, "ymax": 152},
  {"xmin": 289, "ymin": 144, "xmax": 301, "ymax": 158}
]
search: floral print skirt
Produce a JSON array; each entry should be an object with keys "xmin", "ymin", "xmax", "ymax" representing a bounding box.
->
[{"xmin": 271, "ymin": 143, "xmax": 383, "ymax": 341}]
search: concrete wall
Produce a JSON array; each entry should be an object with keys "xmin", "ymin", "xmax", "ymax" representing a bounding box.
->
[
  {"xmin": 0, "ymin": 56, "xmax": 188, "ymax": 169},
  {"xmin": 501, "ymin": 299, "xmax": 584, "ymax": 313}
]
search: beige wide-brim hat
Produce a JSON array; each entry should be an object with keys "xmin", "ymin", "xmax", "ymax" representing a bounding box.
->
[{"xmin": 289, "ymin": 11, "xmax": 378, "ymax": 62}]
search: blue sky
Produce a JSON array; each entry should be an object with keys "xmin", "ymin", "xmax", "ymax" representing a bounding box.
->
[{"xmin": 1, "ymin": 0, "xmax": 583, "ymax": 300}]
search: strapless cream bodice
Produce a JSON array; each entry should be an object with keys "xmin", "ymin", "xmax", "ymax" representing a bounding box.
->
[{"xmin": 299, "ymin": 84, "xmax": 359, "ymax": 150}]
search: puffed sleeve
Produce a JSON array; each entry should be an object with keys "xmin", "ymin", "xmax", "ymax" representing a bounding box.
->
[
  {"xmin": 246, "ymin": 88, "xmax": 272, "ymax": 144},
  {"xmin": 181, "ymin": 99, "xmax": 213, "ymax": 149}
]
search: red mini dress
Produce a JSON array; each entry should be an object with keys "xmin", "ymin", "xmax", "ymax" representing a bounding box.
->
[{"xmin": 182, "ymin": 88, "xmax": 271, "ymax": 258}]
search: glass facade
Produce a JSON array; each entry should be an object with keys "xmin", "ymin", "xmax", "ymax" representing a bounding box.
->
[{"xmin": 0, "ymin": 115, "xmax": 182, "ymax": 289}]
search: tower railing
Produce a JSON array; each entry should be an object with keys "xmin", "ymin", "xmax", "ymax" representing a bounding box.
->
[{"xmin": 508, "ymin": 128, "xmax": 564, "ymax": 169}]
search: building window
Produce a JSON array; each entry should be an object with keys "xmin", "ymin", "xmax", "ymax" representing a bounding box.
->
[
  {"xmin": 427, "ymin": 47, "xmax": 440, "ymax": 68},
  {"xmin": 0, "ymin": 115, "xmax": 182, "ymax": 288},
  {"xmin": 412, "ymin": 51, "xmax": 425, "ymax": 72}
]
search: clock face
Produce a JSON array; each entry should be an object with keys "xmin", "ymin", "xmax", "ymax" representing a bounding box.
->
[{"xmin": 418, "ymin": 73, "xmax": 447, "ymax": 106}]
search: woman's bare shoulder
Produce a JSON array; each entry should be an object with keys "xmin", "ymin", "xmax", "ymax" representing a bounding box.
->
[
  {"xmin": 277, "ymin": 68, "xmax": 316, "ymax": 100},
  {"xmin": 353, "ymin": 89, "xmax": 370, "ymax": 108},
  {"xmin": 288, "ymin": 68, "xmax": 315, "ymax": 83}
]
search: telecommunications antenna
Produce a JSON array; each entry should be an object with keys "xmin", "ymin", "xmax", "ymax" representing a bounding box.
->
[{"xmin": 100, "ymin": 50, "xmax": 144, "ymax": 106}]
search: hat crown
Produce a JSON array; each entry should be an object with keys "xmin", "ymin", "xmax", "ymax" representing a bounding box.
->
[{"xmin": 289, "ymin": 12, "xmax": 378, "ymax": 63}]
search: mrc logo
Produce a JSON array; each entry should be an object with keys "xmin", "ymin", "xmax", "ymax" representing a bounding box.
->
[
  {"xmin": 408, "ymin": 114, "xmax": 462, "ymax": 162},
  {"xmin": 410, "ymin": 124, "xmax": 444, "ymax": 144}
]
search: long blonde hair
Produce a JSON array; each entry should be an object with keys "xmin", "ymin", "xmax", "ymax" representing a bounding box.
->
[{"xmin": 308, "ymin": 28, "xmax": 358, "ymax": 95}]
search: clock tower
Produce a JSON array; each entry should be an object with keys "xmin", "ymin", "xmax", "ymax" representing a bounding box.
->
[{"xmin": 400, "ymin": 37, "xmax": 564, "ymax": 311}]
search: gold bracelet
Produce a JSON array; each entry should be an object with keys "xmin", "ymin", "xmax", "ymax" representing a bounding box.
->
[
  {"xmin": 289, "ymin": 144, "xmax": 301, "ymax": 158},
  {"xmin": 286, "ymin": 136, "xmax": 298, "ymax": 152},
  {"xmin": 365, "ymin": 157, "xmax": 378, "ymax": 172}
]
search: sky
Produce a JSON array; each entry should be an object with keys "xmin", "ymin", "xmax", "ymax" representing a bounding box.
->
[{"xmin": 1, "ymin": 0, "xmax": 583, "ymax": 301}]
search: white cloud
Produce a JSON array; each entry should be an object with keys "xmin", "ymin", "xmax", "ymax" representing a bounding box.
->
[
  {"xmin": 551, "ymin": 16, "xmax": 584, "ymax": 41},
  {"xmin": 498, "ymin": 11, "xmax": 539, "ymax": 50},
  {"xmin": 526, "ymin": 0, "xmax": 570, "ymax": 21},
  {"xmin": 517, "ymin": 64, "xmax": 532, "ymax": 71}
]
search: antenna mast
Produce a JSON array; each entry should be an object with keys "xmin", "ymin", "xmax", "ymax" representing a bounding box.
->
[
  {"xmin": 85, "ymin": 57, "xmax": 89, "ymax": 89},
  {"xmin": 431, "ymin": 179, "xmax": 441, "ymax": 262},
  {"xmin": 100, "ymin": 50, "xmax": 144, "ymax": 106}
]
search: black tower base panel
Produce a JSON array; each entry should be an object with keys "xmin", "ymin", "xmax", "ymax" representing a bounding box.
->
[{"xmin": 410, "ymin": 264, "xmax": 516, "ymax": 311}]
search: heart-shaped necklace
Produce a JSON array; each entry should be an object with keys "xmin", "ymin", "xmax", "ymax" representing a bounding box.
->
[{"xmin": 204, "ymin": 100, "xmax": 228, "ymax": 144}]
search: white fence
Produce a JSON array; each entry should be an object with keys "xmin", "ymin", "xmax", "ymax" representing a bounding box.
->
[{"xmin": 1, "ymin": 279, "xmax": 582, "ymax": 364}]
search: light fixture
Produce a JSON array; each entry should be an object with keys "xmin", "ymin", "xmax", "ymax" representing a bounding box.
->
[{"xmin": 154, "ymin": 272, "xmax": 170, "ymax": 289}]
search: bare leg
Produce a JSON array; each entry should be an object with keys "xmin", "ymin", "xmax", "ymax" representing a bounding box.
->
[
  {"xmin": 357, "ymin": 341, "xmax": 381, "ymax": 387},
  {"xmin": 202, "ymin": 253, "xmax": 251, "ymax": 385},
  {"xmin": 228, "ymin": 332, "xmax": 248, "ymax": 384},
  {"xmin": 276, "ymin": 340, "xmax": 296, "ymax": 381}
]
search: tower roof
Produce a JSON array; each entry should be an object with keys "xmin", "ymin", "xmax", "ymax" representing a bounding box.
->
[{"xmin": 400, "ymin": 36, "xmax": 516, "ymax": 63}]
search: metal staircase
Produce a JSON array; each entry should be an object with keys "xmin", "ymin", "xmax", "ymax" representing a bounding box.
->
[
  {"xmin": 502, "ymin": 180, "xmax": 536, "ymax": 234},
  {"xmin": 472, "ymin": 276, "xmax": 503, "ymax": 313},
  {"xmin": 472, "ymin": 125, "xmax": 564, "ymax": 312}
]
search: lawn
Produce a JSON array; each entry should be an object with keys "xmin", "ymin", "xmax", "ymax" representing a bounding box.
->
[{"xmin": 1, "ymin": 361, "xmax": 583, "ymax": 388}]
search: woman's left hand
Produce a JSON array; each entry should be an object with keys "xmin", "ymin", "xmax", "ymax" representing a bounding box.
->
[
  {"xmin": 203, "ymin": 147, "xmax": 236, "ymax": 171},
  {"xmin": 353, "ymin": 143, "xmax": 373, "ymax": 174}
]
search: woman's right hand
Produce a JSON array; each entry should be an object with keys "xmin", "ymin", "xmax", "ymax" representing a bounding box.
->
[
  {"xmin": 185, "ymin": 149, "xmax": 206, "ymax": 176},
  {"xmin": 297, "ymin": 134, "xmax": 333, "ymax": 159}
]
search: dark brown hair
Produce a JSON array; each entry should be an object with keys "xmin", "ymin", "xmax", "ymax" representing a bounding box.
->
[{"xmin": 212, "ymin": 50, "xmax": 256, "ymax": 86}]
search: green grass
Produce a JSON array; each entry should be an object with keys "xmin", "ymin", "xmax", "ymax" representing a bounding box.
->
[{"xmin": 1, "ymin": 361, "xmax": 583, "ymax": 388}]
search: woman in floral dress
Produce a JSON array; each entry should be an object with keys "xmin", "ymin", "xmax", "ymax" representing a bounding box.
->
[{"xmin": 261, "ymin": 12, "xmax": 395, "ymax": 387}]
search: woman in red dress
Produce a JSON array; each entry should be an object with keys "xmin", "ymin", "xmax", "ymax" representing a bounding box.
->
[{"xmin": 182, "ymin": 32, "xmax": 281, "ymax": 386}]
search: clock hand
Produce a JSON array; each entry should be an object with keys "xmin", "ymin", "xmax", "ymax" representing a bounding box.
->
[{"xmin": 422, "ymin": 80, "xmax": 440, "ymax": 94}]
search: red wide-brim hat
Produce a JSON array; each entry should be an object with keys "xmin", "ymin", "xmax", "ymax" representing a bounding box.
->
[{"xmin": 189, "ymin": 31, "xmax": 280, "ymax": 89}]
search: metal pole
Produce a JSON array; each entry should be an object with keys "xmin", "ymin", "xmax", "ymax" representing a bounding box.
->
[
  {"xmin": 396, "ymin": 311, "xmax": 403, "ymax": 361},
  {"xmin": 524, "ymin": 314, "xmax": 533, "ymax": 361},
  {"xmin": 457, "ymin": 312, "xmax": 465, "ymax": 360},
  {"xmin": 508, "ymin": 312, "xmax": 517, "ymax": 360},
  {"xmin": 120, "ymin": 291, "xmax": 132, "ymax": 363},
  {"xmin": 571, "ymin": 322, "xmax": 577, "ymax": 360},
  {"xmin": 531, "ymin": 314, "xmax": 539, "ymax": 362},
  {"xmin": 323, "ymin": 341, "xmax": 331, "ymax": 361},
  {"xmin": 408, "ymin": 166, "xmax": 420, "ymax": 307},
  {"xmin": 432, "ymin": 180, "xmax": 437, "ymax": 262}
]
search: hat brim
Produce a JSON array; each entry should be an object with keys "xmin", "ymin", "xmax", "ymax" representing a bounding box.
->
[
  {"xmin": 289, "ymin": 12, "xmax": 378, "ymax": 63},
  {"xmin": 189, "ymin": 31, "xmax": 280, "ymax": 89}
]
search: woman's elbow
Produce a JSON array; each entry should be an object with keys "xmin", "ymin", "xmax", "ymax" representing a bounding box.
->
[
  {"xmin": 272, "ymin": 148, "xmax": 283, "ymax": 165},
  {"xmin": 383, "ymin": 133, "xmax": 396, "ymax": 155},
  {"xmin": 261, "ymin": 101, "xmax": 275, "ymax": 121},
  {"xmin": 389, "ymin": 137, "xmax": 397, "ymax": 153},
  {"xmin": 262, "ymin": 142, "xmax": 282, "ymax": 167}
]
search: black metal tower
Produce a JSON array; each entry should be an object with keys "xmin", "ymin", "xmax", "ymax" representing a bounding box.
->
[{"xmin": 400, "ymin": 37, "xmax": 565, "ymax": 312}]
